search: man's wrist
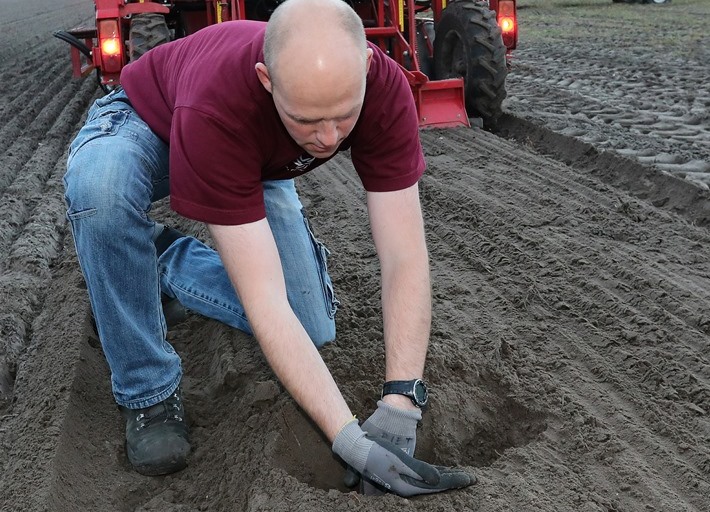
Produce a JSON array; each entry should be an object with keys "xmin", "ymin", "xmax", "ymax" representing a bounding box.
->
[
  {"xmin": 332, "ymin": 420, "xmax": 370, "ymax": 474},
  {"xmin": 337, "ymin": 413, "xmax": 359, "ymax": 436}
]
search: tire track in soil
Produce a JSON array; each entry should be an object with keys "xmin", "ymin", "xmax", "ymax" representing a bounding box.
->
[
  {"xmin": 505, "ymin": 1, "xmax": 710, "ymax": 188},
  {"xmin": 508, "ymin": 49, "xmax": 709, "ymax": 161}
]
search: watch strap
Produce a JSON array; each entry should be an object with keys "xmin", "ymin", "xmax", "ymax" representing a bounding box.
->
[{"xmin": 382, "ymin": 380, "xmax": 417, "ymax": 397}]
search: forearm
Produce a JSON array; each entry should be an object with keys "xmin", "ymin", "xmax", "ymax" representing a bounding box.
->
[
  {"xmin": 381, "ymin": 250, "xmax": 431, "ymax": 382},
  {"xmin": 209, "ymin": 222, "xmax": 352, "ymax": 441},
  {"xmin": 249, "ymin": 300, "xmax": 353, "ymax": 441},
  {"xmin": 366, "ymin": 183, "xmax": 432, "ymax": 410}
]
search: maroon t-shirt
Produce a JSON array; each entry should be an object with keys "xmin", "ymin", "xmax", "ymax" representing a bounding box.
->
[{"xmin": 121, "ymin": 20, "xmax": 425, "ymax": 225}]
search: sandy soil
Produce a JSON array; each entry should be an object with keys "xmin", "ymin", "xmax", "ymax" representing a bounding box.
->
[
  {"xmin": 0, "ymin": 0, "xmax": 708, "ymax": 511},
  {"xmin": 503, "ymin": 0, "xmax": 710, "ymax": 188}
]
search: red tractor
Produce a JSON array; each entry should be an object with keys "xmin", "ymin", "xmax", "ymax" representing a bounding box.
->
[{"xmin": 55, "ymin": 0, "xmax": 517, "ymax": 128}]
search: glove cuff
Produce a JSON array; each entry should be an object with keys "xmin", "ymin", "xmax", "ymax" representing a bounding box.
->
[
  {"xmin": 369, "ymin": 400, "xmax": 422, "ymax": 434},
  {"xmin": 332, "ymin": 420, "xmax": 371, "ymax": 474}
]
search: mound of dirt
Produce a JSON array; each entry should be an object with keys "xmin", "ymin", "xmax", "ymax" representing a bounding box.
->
[{"xmin": 0, "ymin": 1, "xmax": 708, "ymax": 511}]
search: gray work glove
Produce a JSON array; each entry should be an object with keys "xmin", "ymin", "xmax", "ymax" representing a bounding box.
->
[
  {"xmin": 333, "ymin": 420, "xmax": 475, "ymax": 497},
  {"xmin": 343, "ymin": 400, "xmax": 422, "ymax": 494}
]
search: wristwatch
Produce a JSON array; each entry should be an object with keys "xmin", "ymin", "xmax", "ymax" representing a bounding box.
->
[{"xmin": 381, "ymin": 379, "xmax": 429, "ymax": 408}]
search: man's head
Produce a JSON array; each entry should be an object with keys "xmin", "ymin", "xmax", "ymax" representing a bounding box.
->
[{"xmin": 255, "ymin": 0, "xmax": 373, "ymax": 158}]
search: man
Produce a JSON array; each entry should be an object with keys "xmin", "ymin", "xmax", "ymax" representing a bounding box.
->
[{"xmin": 63, "ymin": 0, "xmax": 473, "ymax": 496}]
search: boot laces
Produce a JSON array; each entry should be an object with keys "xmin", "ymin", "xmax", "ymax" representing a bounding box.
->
[{"xmin": 135, "ymin": 391, "xmax": 184, "ymax": 430}]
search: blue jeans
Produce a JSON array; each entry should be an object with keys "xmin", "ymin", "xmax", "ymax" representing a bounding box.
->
[{"xmin": 63, "ymin": 88, "xmax": 338, "ymax": 409}]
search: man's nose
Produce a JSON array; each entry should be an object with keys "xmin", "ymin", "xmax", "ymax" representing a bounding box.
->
[{"xmin": 316, "ymin": 121, "xmax": 339, "ymax": 147}]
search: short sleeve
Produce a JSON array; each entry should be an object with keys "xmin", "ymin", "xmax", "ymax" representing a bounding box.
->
[{"xmin": 350, "ymin": 57, "xmax": 425, "ymax": 192}]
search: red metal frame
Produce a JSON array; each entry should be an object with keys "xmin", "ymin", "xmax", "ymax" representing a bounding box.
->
[
  {"xmin": 63, "ymin": 0, "xmax": 516, "ymax": 128},
  {"xmin": 361, "ymin": 0, "xmax": 469, "ymax": 127},
  {"xmin": 67, "ymin": 0, "xmax": 170, "ymax": 84}
]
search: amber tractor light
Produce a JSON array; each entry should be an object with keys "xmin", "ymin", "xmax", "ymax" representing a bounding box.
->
[
  {"xmin": 101, "ymin": 37, "xmax": 120, "ymax": 56},
  {"xmin": 500, "ymin": 16, "xmax": 514, "ymax": 33},
  {"xmin": 98, "ymin": 20, "xmax": 123, "ymax": 73},
  {"xmin": 497, "ymin": 0, "xmax": 517, "ymax": 50}
]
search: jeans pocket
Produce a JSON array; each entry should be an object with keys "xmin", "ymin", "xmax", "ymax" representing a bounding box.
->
[
  {"xmin": 68, "ymin": 109, "xmax": 130, "ymax": 164},
  {"xmin": 303, "ymin": 215, "xmax": 340, "ymax": 319},
  {"xmin": 66, "ymin": 207, "xmax": 97, "ymax": 221}
]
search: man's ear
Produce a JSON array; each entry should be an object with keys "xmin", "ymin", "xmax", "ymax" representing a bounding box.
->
[
  {"xmin": 255, "ymin": 62, "xmax": 273, "ymax": 94},
  {"xmin": 365, "ymin": 48, "xmax": 374, "ymax": 73}
]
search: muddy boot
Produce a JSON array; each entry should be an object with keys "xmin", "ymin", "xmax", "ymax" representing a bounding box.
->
[{"xmin": 120, "ymin": 387, "xmax": 190, "ymax": 476}]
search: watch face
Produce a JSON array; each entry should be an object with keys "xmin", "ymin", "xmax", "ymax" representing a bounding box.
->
[{"xmin": 413, "ymin": 379, "xmax": 428, "ymax": 406}]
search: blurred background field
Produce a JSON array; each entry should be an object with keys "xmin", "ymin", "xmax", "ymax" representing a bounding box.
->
[
  {"xmin": 503, "ymin": 0, "xmax": 710, "ymax": 185},
  {"xmin": 515, "ymin": 0, "xmax": 708, "ymax": 59}
]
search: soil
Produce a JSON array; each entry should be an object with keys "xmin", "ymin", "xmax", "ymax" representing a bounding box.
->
[{"xmin": 1, "ymin": 0, "xmax": 708, "ymax": 511}]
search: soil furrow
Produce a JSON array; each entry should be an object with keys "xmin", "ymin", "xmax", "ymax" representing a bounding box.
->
[
  {"xmin": 0, "ymin": 78, "xmax": 96, "ymax": 264},
  {"xmin": 0, "ymin": 58, "xmax": 70, "ymax": 133},
  {"xmin": 0, "ymin": 79, "xmax": 94, "ymax": 406},
  {"xmin": 0, "ymin": 62, "xmax": 85, "ymax": 161}
]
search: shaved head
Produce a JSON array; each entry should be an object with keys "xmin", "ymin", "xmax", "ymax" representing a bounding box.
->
[
  {"xmin": 255, "ymin": 0, "xmax": 373, "ymax": 158},
  {"xmin": 263, "ymin": 0, "xmax": 368, "ymax": 88}
]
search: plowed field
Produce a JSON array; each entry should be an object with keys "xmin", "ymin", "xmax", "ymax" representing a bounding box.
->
[{"xmin": 1, "ymin": 1, "xmax": 708, "ymax": 511}]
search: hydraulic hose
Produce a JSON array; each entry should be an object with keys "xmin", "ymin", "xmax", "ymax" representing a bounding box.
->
[
  {"xmin": 53, "ymin": 30, "xmax": 92, "ymax": 60},
  {"xmin": 53, "ymin": 30, "xmax": 111, "ymax": 94}
]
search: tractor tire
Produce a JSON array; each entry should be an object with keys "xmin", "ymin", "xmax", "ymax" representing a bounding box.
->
[
  {"xmin": 433, "ymin": 1, "xmax": 507, "ymax": 127},
  {"xmin": 129, "ymin": 13, "xmax": 171, "ymax": 61}
]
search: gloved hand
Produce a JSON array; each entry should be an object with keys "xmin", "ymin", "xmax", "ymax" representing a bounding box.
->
[
  {"xmin": 333, "ymin": 420, "xmax": 475, "ymax": 497},
  {"xmin": 343, "ymin": 400, "xmax": 422, "ymax": 493}
]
